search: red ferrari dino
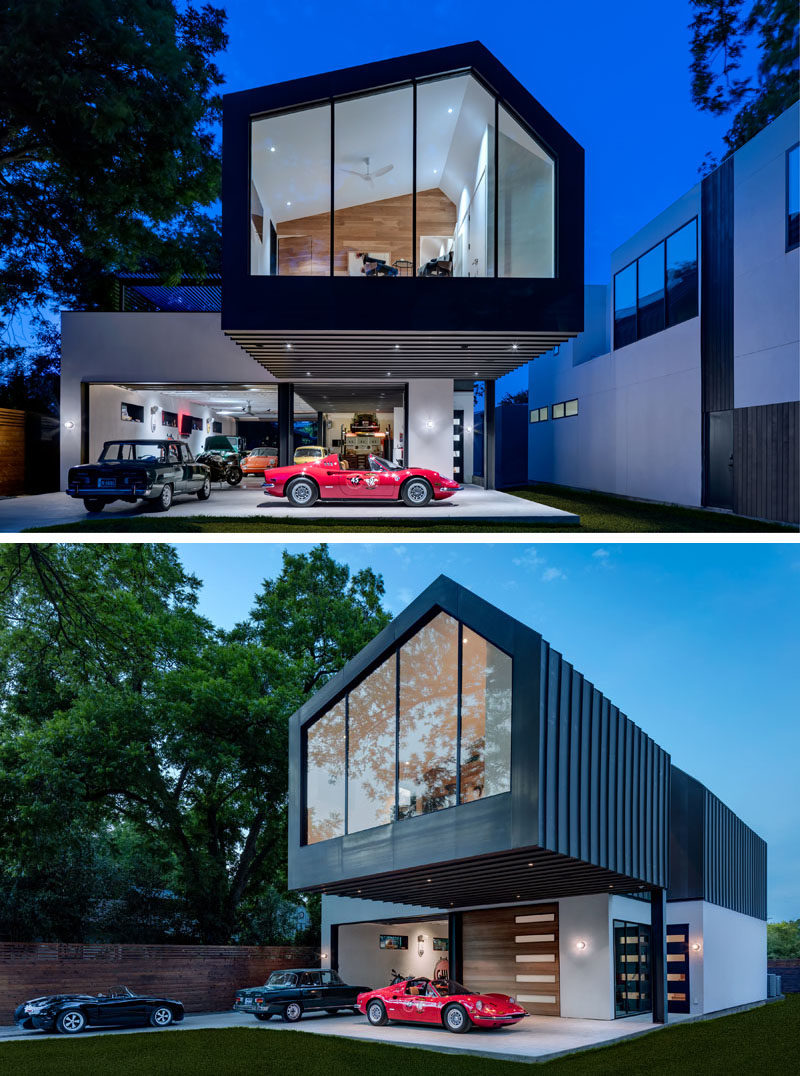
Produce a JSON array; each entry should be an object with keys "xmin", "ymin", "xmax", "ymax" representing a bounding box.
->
[
  {"xmin": 357, "ymin": 976, "xmax": 528, "ymax": 1034},
  {"xmin": 262, "ymin": 454, "xmax": 461, "ymax": 508}
]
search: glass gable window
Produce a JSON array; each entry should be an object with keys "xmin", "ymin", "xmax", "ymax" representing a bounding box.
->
[
  {"xmin": 614, "ymin": 219, "xmax": 698, "ymax": 348},
  {"xmin": 250, "ymin": 71, "xmax": 555, "ymax": 279},
  {"xmin": 302, "ymin": 614, "xmax": 513, "ymax": 843},
  {"xmin": 250, "ymin": 104, "xmax": 331, "ymax": 276},
  {"xmin": 787, "ymin": 144, "xmax": 799, "ymax": 251}
]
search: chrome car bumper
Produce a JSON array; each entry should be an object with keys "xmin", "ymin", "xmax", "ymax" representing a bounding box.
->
[{"xmin": 66, "ymin": 485, "xmax": 158, "ymax": 499}]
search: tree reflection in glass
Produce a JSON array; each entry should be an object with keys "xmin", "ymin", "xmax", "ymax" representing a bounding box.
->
[
  {"xmin": 347, "ymin": 655, "xmax": 396, "ymax": 832},
  {"xmin": 305, "ymin": 700, "xmax": 346, "ymax": 844},
  {"xmin": 398, "ymin": 612, "xmax": 459, "ymax": 818},
  {"xmin": 460, "ymin": 627, "xmax": 512, "ymax": 801}
]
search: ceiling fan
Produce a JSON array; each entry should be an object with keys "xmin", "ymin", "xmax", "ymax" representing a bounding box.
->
[
  {"xmin": 339, "ymin": 156, "xmax": 394, "ymax": 185},
  {"xmin": 215, "ymin": 400, "xmax": 254, "ymax": 416}
]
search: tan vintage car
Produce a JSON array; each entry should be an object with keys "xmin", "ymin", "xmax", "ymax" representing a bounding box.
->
[{"xmin": 293, "ymin": 446, "xmax": 328, "ymax": 464}]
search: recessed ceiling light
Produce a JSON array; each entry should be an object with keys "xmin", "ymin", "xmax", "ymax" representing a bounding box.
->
[
  {"xmin": 512, "ymin": 343, "xmax": 518, "ymax": 350},
  {"xmin": 285, "ymin": 343, "xmax": 292, "ymax": 350},
  {"xmin": 306, "ymin": 371, "xmax": 311, "ymax": 376},
  {"xmin": 433, "ymin": 168, "xmax": 438, "ymax": 174},
  {"xmin": 286, "ymin": 201, "xmax": 292, "ymax": 206},
  {"xmin": 394, "ymin": 344, "xmax": 400, "ymax": 350},
  {"xmin": 447, "ymin": 108, "xmax": 453, "ymax": 114}
]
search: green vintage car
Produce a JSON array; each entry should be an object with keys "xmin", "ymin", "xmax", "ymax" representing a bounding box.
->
[
  {"xmin": 66, "ymin": 439, "xmax": 212, "ymax": 513},
  {"xmin": 201, "ymin": 434, "xmax": 247, "ymax": 462}
]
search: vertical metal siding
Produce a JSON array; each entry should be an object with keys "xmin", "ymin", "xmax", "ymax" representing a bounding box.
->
[
  {"xmin": 703, "ymin": 789, "xmax": 766, "ymax": 919},
  {"xmin": 701, "ymin": 157, "xmax": 734, "ymax": 413},
  {"xmin": 733, "ymin": 401, "xmax": 799, "ymax": 524},
  {"xmin": 538, "ymin": 648, "xmax": 669, "ymax": 887}
]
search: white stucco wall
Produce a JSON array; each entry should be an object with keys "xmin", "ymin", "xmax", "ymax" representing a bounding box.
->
[
  {"xmin": 733, "ymin": 102, "xmax": 800, "ymax": 409},
  {"xmin": 60, "ymin": 312, "xmax": 277, "ymax": 485},
  {"xmin": 406, "ymin": 378, "xmax": 454, "ymax": 474},
  {"xmin": 558, "ymin": 894, "xmax": 615, "ymax": 1019},
  {"xmin": 668, "ymin": 900, "xmax": 767, "ymax": 1015}
]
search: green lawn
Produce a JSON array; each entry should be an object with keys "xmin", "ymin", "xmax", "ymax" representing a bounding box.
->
[
  {"xmin": 3, "ymin": 996, "xmax": 797, "ymax": 1076},
  {"xmin": 25, "ymin": 485, "xmax": 795, "ymax": 534}
]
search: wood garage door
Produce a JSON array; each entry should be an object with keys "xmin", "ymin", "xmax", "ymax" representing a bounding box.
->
[{"xmin": 462, "ymin": 903, "xmax": 560, "ymax": 1016}]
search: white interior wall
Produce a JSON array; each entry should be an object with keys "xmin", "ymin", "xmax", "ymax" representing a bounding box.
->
[
  {"xmin": 321, "ymin": 895, "xmax": 445, "ymax": 970},
  {"xmin": 406, "ymin": 379, "xmax": 454, "ymax": 474},
  {"xmin": 87, "ymin": 385, "xmax": 236, "ymax": 463},
  {"xmin": 733, "ymin": 102, "xmax": 800, "ymax": 408},
  {"xmin": 337, "ymin": 918, "xmax": 449, "ymax": 990}
]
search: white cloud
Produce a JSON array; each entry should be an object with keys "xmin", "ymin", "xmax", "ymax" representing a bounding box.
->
[
  {"xmin": 541, "ymin": 566, "xmax": 565, "ymax": 583},
  {"xmin": 592, "ymin": 548, "xmax": 610, "ymax": 559},
  {"xmin": 512, "ymin": 547, "xmax": 544, "ymax": 568}
]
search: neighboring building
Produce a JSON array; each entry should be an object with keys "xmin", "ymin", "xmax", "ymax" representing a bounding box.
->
[
  {"xmin": 288, "ymin": 577, "xmax": 767, "ymax": 1022},
  {"xmin": 59, "ymin": 43, "xmax": 584, "ymax": 489},
  {"xmin": 527, "ymin": 102, "xmax": 799, "ymax": 524}
]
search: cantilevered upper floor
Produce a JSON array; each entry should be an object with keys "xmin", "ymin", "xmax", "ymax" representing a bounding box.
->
[{"xmin": 222, "ymin": 42, "xmax": 584, "ymax": 379}]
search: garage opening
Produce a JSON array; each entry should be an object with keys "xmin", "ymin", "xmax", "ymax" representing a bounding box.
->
[{"xmin": 335, "ymin": 917, "xmax": 449, "ymax": 992}]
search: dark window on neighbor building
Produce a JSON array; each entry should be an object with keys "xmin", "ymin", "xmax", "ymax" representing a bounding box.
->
[
  {"xmin": 121, "ymin": 402, "xmax": 144, "ymax": 423},
  {"xmin": 161, "ymin": 410, "xmax": 178, "ymax": 428},
  {"xmin": 614, "ymin": 219, "xmax": 698, "ymax": 348},
  {"xmin": 788, "ymin": 144, "xmax": 799, "ymax": 251},
  {"xmin": 552, "ymin": 399, "xmax": 577, "ymax": 419}
]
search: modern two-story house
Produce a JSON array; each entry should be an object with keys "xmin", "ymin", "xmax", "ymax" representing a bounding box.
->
[
  {"xmin": 59, "ymin": 43, "xmax": 584, "ymax": 490},
  {"xmin": 288, "ymin": 577, "xmax": 768, "ymax": 1023}
]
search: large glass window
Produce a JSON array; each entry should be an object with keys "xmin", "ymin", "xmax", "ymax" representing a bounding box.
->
[
  {"xmin": 305, "ymin": 700, "xmax": 346, "ymax": 844},
  {"xmin": 636, "ymin": 243, "xmax": 666, "ymax": 339},
  {"xmin": 614, "ymin": 219, "xmax": 698, "ymax": 348},
  {"xmin": 786, "ymin": 144, "xmax": 798, "ymax": 251},
  {"xmin": 346, "ymin": 655, "xmax": 396, "ymax": 833},
  {"xmin": 334, "ymin": 86, "xmax": 413, "ymax": 277},
  {"xmin": 498, "ymin": 106, "xmax": 555, "ymax": 278},
  {"xmin": 250, "ymin": 104, "xmax": 331, "ymax": 275},
  {"xmin": 302, "ymin": 614, "xmax": 513, "ymax": 842},
  {"xmin": 666, "ymin": 220, "xmax": 699, "ymax": 325},
  {"xmin": 398, "ymin": 612, "xmax": 459, "ymax": 818},
  {"xmin": 460, "ymin": 626, "xmax": 512, "ymax": 802}
]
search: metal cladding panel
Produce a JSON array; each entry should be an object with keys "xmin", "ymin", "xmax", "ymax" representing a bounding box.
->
[
  {"xmin": 538, "ymin": 644, "xmax": 669, "ymax": 888},
  {"xmin": 701, "ymin": 157, "xmax": 734, "ymax": 413},
  {"xmin": 668, "ymin": 766, "xmax": 766, "ymax": 920},
  {"xmin": 733, "ymin": 401, "xmax": 800, "ymax": 524}
]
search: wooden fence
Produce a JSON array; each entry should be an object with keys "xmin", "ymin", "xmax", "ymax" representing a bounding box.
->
[
  {"xmin": 0, "ymin": 943, "xmax": 319, "ymax": 1021},
  {"xmin": 769, "ymin": 958, "xmax": 800, "ymax": 994},
  {"xmin": 0, "ymin": 408, "xmax": 25, "ymax": 495}
]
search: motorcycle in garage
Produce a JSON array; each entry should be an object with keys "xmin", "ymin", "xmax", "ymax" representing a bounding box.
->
[{"xmin": 195, "ymin": 451, "xmax": 243, "ymax": 486}]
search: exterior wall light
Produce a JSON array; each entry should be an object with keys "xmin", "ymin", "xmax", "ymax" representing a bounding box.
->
[
  {"xmin": 576, "ymin": 941, "xmax": 587, "ymax": 950},
  {"xmin": 63, "ymin": 420, "xmax": 75, "ymax": 429},
  {"xmin": 425, "ymin": 420, "xmax": 434, "ymax": 430},
  {"xmin": 691, "ymin": 942, "xmax": 702, "ymax": 952}
]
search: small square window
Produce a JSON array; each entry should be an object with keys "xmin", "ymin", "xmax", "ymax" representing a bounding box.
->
[
  {"xmin": 530, "ymin": 410, "xmax": 539, "ymax": 423},
  {"xmin": 565, "ymin": 399, "xmax": 578, "ymax": 416},
  {"xmin": 552, "ymin": 402, "xmax": 565, "ymax": 419},
  {"xmin": 539, "ymin": 407, "xmax": 549, "ymax": 421}
]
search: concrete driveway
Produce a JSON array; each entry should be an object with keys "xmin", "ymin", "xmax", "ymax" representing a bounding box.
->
[
  {"xmin": 0, "ymin": 483, "xmax": 579, "ymax": 531},
  {"xmin": 1, "ymin": 1007, "xmax": 660, "ymax": 1063}
]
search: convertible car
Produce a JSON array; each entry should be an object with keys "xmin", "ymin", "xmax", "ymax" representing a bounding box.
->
[
  {"xmin": 13, "ymin": 986, "xmax": 184, "ymax": 1035},
  {"xmin": 357, "ymin": 976, "xmax": 528, "ymax": 1034},
  {"xmin": 66, "ymin": 439, "xmax": 211, "ymax": 512},
  {"xmin": 233, "ymin": 968, "xmax": 371, "ymax": 1023},
  {"xmin": 262, "ymin": 454, "xmax": 461, "ymax": 508}
]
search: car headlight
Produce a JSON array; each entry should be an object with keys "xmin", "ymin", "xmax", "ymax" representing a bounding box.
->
[{"xmin": 475, "ymin": 1000, "xmax": 483, "ymax": 1011}]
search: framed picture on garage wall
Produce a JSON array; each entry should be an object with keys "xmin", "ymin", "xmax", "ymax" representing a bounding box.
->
[
  {"xmin": 162, "ymin": 410, "xmax": 178, "ymax": 429},
  {"xmin": 379, "ymin": 935, "xmax": 408, "ymax": 950},
  {"xmin": 433, "ymin": 937, "xmax": 449, "ymax": 951}
]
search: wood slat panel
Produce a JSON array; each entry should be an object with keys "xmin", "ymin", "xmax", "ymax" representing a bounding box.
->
[
  {"xmin": 0, "ymin": 408, "xmax": 25, "ymax": 495},
  {"xmin": 733, "ymin": 401, "xmax": 799, "ymax": 524},
  {"xmin": 0, "ymin": 944, "xmax": 318, "ymax": 1016},
  {"xmin": 463, "ymin": 903, "xmax": 560, "ymax": 1016}
]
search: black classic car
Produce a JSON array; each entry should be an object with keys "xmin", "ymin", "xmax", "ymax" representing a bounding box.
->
[
  {"xmin": 233, "ymin": 968, "xmax": 371, "ymax": 1022},
  {"xmin": 66, "ymin": 439, "xmax": 212, "ymax": 512},
  {"xmin": 13, "ymin": 986, "xmax": 185, "ymax": 1034}
]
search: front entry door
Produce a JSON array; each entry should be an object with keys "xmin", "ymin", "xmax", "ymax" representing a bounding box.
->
[
  {"xmin": 706, "ymin": 410, "xmax": 734, "ymax": 509},
  {"xmin": 666, "ymin": 924, "xmax": 691, "ymax": 1014},
  {"xmin": 453, "ymin": 410, "xmax": 464, "ymax": 482}
]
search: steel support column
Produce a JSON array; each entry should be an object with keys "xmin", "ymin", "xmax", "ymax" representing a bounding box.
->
[
  {"xmin": 485, "ymin": 378, "xmax": 496, "ymax": 490},
  {"xmin": 448, "ymin": 911, "xmax": 463, "ymax": 983},
  {"xmin": 278, "ymin": 383, "xmax": 294, "ymax": 466},
  {"xmin": 316, "ymin": 410, "xmax": 325, "ymax": 448},
  {"xmin": 651, "ymin": 886, "xmax": 668, "ymax": 1024}
]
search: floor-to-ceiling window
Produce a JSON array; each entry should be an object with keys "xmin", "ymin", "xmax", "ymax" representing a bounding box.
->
[
  {"xmin": 250, "ymin": 69, "xmax": 555, "ymax": 280},
  {"xmin": 303, "ymin": 613, "xmax": 513, "ymax": 844},
  {"xmin": 613, "ymin": 920, "xmax": 652, "ymax": 1017}
]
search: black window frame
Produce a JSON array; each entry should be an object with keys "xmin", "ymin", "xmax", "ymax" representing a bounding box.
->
[
  {"xmin": 530, "ymin": 406, "xmax": 549, "ymax": 423},
  {"xmin": 300, "ymin": 609, "xmax": 513, "ymax": 845},
  {"xmin": 613, "ymin": 918, "xmax": 652, "ymax": 1018},
  {"xmin": 787, "ymin": 143, "xmax": 799, "ymax": 253},
  {"xmin": 551, "ymin": 398, "xmax": 578, "ymax": 420},
  {"xmin": 613, "ymin": 217, "xmax": 698, "ymax": 349}
]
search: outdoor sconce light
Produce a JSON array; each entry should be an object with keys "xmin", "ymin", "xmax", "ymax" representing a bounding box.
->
[
  {"xmin": 576, "ymin": 941, "xmax": 587, "ymax": 951},
  {"xmin": 417, "ymin": 934, "xmax": 425, "ymax": 957},
  {"xmin": 691, "ymin": 942, "xmax": 702, "ymax": 952},
  {"xmin": 63, "ymin": 420, "xmax": 75, "ymax": 429},
  {"xmin": 425, "ymin": 420, "xmax": 434, "ymax": 430}
]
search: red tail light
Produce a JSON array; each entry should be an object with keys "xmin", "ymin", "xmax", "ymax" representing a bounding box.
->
[{"xmin": 255, "ymin": 997, "xmax": 264, "ymax": 1005}]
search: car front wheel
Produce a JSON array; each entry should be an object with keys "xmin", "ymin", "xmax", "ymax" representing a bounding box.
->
[
  {"xmin": 56, "ymin": 1009, "xmax": 86, "ymax": 1035},
  {"xmin": 282, "ymin": 1002, "xmax": 303, "ymax": 1023},
  {"xmin": 366, "ymin": 1000, "xmax": 388, "ymax": 1026},
  {"xmin": 286, "ymin": 478, "xmax": 319, "ymax": 507},
  {"xmin": 197, "ymin": 476, "xmax": 211, "ymax": 500},
  {"xmin": 443, "ymin": 1004, "xmax": 470, "ymax": 1034},
  {"xmin": 401, "ymin": 478, "xmax": 432, "ymax": 507},
  {"xmin": 83, "ymin": 498, "xmax": 106, "ymax": 513},
  {"xmin": 149, "ymin": 1006, "xmax": 174, "ymax": 1028},
  {"xmin": 155, "ymin": 483, "xmax": 173, "ymax": 512}
]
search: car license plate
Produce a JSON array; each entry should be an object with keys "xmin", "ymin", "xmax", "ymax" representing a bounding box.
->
[{"xmin": 99, "ymin": 478, "xmax": 115, "ymax": 488}]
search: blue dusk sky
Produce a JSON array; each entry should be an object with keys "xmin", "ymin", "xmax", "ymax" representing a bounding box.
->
[
  {"xmin": 177, "ymin": 541, "xmax": 800, "ymax": 923},
  {"xmin": 216, "ymin": 0, "xmax": 743, "ymax": 398}
]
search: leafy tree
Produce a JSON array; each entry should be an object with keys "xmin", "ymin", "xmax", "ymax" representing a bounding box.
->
[
  {"xmin": 690, "ymin": 0, "xmax": 799, "ymax": 163},
  {"xmin": 0, "ymin": 0, "xmax": 227, "ymax": 352},
  {"xmin": 767, "ymin": 919, "xmax": 800, "ymax": 959},
  {"xmin": 0, "ymin": 543, "xmax": 389, "ymax": 944},
  {"xmin": 0, "ymin": 317, "xmax": 60, "ymax": 415},
  {"xmin": 500, "ymin": 389, "xmax": 528, "ymax": 405}
]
